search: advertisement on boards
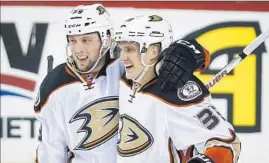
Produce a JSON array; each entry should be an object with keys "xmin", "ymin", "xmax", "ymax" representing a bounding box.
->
[{"xmin": 1, "ymin": 2, "xmax": 269, "ymax": 163}]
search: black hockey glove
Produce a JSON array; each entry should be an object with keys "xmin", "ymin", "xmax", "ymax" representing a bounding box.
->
[
  {"xmin": 187, "ymin": 153, "xmax": 215, "ymax": 163},
  {"xmin": 156, "ymin": 39, "xmax": 210, "ymax": 91}
]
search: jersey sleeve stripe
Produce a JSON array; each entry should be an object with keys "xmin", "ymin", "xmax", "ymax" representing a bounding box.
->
[
  {"xmin": 177, "ymin": 145, "xmax": 194, "ymax": 163},
  {"xmin": 143, "ymin": 92, "xmax": 210, "ymax": 108},
  {"xmin": 206, "ymin": 128, "xmax": 236, "ymax": 144},
  {"xmin": 168, "ymin": 138, "xmax": 178, "ymax": 163},
  {"xmin": 35, "ymin": 145, "xmax": 39, "ymax": 163}
]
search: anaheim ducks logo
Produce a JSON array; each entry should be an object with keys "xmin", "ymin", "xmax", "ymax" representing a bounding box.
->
[
  {"xmin": 117, "ymin": 114, "xmax": 154, "ymax": 157},
  {"xmin": 97, "ymin": 6, "xmax": 106, "ymax": 15},
  {"xmin": 148, "ymin": 15, "xmax": 163, "ymax": 22},
  {"xmin": 69, "ymin": 96, "xmax": 119, "ymax": 150}
]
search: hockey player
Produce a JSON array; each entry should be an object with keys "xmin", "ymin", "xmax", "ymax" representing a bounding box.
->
[
  {"xmin": 34, "ymin": 4, "xmax": 123, "ymax": 163},
  {"xmin": 115, "ymin": 15, "xmax": 241, "ymax": 163},
  {"xmin": 34, "ymin": 4, "xmax": 210, "ymax": 163}
]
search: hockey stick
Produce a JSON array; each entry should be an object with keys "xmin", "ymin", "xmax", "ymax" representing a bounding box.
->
[
  {"xmin": 47, "ymin": 55, "xmax": 54, "ymax": 73},
  {"xmin": 205, "ymin": 29, "xmax": 269, "ymax": 90}
]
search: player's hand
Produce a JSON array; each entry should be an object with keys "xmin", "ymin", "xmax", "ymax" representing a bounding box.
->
[
  {"xmin": 155, "ymin": 39, "xmax": 210, "ymax": 91},
  {"xmin": 187, "ymin": 153, "xmax": 215, "ymax": 163}
]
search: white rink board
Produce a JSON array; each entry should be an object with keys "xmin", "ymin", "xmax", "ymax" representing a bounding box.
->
[{"xmin": 1, "ymin": 5, "xmax": 269, "ymax": 163}]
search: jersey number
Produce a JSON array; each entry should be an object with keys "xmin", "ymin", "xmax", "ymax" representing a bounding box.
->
[{"xmin": 195, "ymin": 105, "xmax": 225, "ymax": 130}]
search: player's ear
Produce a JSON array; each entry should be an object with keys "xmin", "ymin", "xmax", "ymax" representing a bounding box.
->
[{"xmin": 148, "ymin": 44, "xmax": 160, "ymax": 62}]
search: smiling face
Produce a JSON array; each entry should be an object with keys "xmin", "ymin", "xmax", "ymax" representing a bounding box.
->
[
  {"xmin": 68, "ymin": 32, "xmax": 101, "ymax": 72},
  {"xmin": 118, "ymin": 42, "xmax": 144, "ymax": 81},
  {"xmin": 119, "ymin": 42, "xmax": 160, "ymax": 82}
]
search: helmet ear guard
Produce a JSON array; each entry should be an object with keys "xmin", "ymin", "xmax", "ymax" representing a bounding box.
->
[
  {"xmin": 99, "ymin": 29, "xmax": 112, "ymax": 57},
  {"xmin": 104, "ymin": 29, "xmax": 122, "ymax": 59},
  {"xmin": 110, "ymin": 40, "xmax": 121, "ymax": 59}
]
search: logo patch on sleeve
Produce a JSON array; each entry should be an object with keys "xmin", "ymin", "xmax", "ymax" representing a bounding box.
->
[{"xmin": 177, "ymin": 81, "xmax": 202, "ymax": 101}]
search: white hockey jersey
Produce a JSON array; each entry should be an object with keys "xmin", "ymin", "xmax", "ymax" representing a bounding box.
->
[
  {"xmin": 117, "ymin": 74, "xmax": 241, "ymax": 163},
  {"xmin": 34, "ymin": 58, "xmax": 124, "ymax": 163}
]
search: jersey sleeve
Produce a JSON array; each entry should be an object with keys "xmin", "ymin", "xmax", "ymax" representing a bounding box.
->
[
  {"xmin": 105, "ymin": 59, "xmax": 125, "ymax": 96},
  {"xmin": 164, "ymin": 96, "xmax": 241, "ymax": 163},
  {"xmin": 33, "ymin": 64, "xmax": 77, "ymax": 162},
  {"xmin": 34, "ymin": 68, "xmax": 68, "ymax": 163},
  {"xmin": 35, "ymin": 91, "xmax": 68, "ymax": 163}
]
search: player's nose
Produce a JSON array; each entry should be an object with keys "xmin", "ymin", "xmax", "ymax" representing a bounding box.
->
[
  {"xmin": 119, "ymin": 51, "xmax": 128, "ymax": 61},
  {"xmin": 73, "ymin": 42, "xmax": 86, "ymax": 54}
]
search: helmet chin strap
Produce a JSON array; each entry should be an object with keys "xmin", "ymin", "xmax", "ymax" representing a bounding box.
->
[
  {"xmin": 128, "ymin": 46, "xmax": 159, "ymax": 103},
  {"xmin": 66, "ymin": 36, "xmax": 111, "ymax": 74},
  {"xmin": 129, "ymin": 52, "xmax": 157, "ymax": 103},
  {"xmin": 133, "ymin": 52, "xmax": 156, "ymax": 83}
]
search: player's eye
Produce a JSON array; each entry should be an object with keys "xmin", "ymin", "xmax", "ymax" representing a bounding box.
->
[
  {"xmin": 82, "ymin": 38, "xmax": 92, "ymax": 43},
  {"xmin": 126, "ymin": 47, "xmax": 135, "ymax": 52},
  {"xmin": 69, "ymin": 38, "xmax": 76, "ymax": 43}
]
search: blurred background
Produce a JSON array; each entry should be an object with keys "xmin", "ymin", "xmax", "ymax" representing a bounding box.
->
[{"xmin": 1, "ymin": 1, "xmax": 269, "ymax": 163}]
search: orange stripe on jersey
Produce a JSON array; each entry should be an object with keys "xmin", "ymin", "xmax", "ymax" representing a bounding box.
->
[
  {"xmin": 68, "ymin": 151, "xmax": 75, "ymax": 163},
  {"xmin": 168, "ymin": 138, "xmax": 178, "ymax": 163},
  {"xmin": 204, "ymin": 129, "xmax": 241, "ymax": 162},
  {"xmin": 143, "ymin": 91, "xmax": 210, "ymax": 108},
  {"xmin": 35, "ymin": 146, "xmax": 39, "ymax": 163},
  {"xmin": 177, "ymin": 145, "xmax": 194, "ymax": 163},
  {"xmin": 120, "ymin": 78, "xmax": 211, "ymax": 108},
  {"xmin": 35, "ymin": 81, "xmax": 79, "ymax": 113},
  {"xmin": 65, "ymin": 66, "xmax": 76, "ymax": 78},
  {"xmin": 66, "ymin": 64, "xmax": 89, "ymax": 83},
  {"xmin": 66, "ymin": 65, "xmax": 96, "ymax": 86},
  {"xmin": 204, "ymin": 146, "xmax": 234, "ymax": 163},
  {"xmin": 207, "ymin": 129, "xmax": 236, "ymax": 144},
  {"xmin": 142, "ymin": 79, "xmax": 157, "ymax": 90}
]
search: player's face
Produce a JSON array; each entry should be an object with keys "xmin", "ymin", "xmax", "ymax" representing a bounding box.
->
[
  {"xmin": 119, "ymin": 42, "xmax": 144, "ymax": 81},
  {"xmin": 68, "ymin": 33, "xmax": 101, "ymax": 72}
]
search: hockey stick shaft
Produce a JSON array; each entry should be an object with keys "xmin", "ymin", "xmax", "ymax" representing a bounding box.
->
[
  {"xmin": 205, "ymin": 29, "xmax": 269, "ymax": 90},
  {"xmin": 47, "ymin": 55, "xmax": 54, "ymax": 73}
]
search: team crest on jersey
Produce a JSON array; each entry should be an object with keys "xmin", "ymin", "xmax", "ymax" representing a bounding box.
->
[
  {"xmin": 177, "ymin": 81, "xmax": 202, "ymax": 101},
  {"xmin": 69, "ymin": 96, "xmax": 119, "ymax": 150},
  {"xmin": 148, "ymin": 15, "xmax": 163, "ymax": 22},
  {"xmin": 117, "ymin": 114, "xmax": 154, "ymax": 157},
  {"xmin": 97, "ymin": 6, "xmax": 106, "ymax": 15}
]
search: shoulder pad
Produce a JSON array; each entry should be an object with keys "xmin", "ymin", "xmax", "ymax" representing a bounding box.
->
[{"xmin": 145, "ymin": 75, "xmax": 210, "ymax": 107}]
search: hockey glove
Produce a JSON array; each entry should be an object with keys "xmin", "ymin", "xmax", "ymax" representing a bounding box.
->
[
  {"xmin": 187, "ymin": 153, "xmax": 215, "ymax": 163},
  {"xmin": 156, "ymin": 39, "xmax": 210, "ymax": 91}
]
